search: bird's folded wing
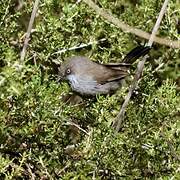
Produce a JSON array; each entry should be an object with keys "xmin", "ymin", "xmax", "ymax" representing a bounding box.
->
[{"xmin": 95, "ymin": 67, "xmax": 129, "ymax": 85}]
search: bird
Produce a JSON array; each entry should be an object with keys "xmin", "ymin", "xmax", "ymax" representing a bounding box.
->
[{"xmin": 58, "ymin": 46, "xmax": 151, "ymax": 95}]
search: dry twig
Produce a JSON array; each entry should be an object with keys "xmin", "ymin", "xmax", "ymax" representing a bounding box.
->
[
  {"xmin": 83, "ymin": 0, "xmax": 179, "ymax": 48},
  {"xmin": 20, "ymin": 0, "xmax": 40, "ymax": 62},
  {"xmin": 52, "ymin": 38, "xmax": 106, "ymax": 55},
  {"xmin": 65, "ymin": 121, "xmax": 90, "ymax": 136},
  {"xmin": 113, "ymin": 0, "xmax": 169, "ymax": 131}
]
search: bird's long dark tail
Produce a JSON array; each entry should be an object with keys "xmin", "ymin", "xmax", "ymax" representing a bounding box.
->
[{"xmin": 122, "ymin": 45, "xmax": 151, "ymax": 64}]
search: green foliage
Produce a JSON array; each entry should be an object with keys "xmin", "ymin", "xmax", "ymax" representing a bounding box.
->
[{"xmin": 0, "ymin": 0, "xmax": 179, "ymax": 179}]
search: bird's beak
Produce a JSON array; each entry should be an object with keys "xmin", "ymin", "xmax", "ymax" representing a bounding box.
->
[
  {"xmin": 56, "ymin": 76, "xmax": 63, "ymax": 83},
  {"xmin": 56, "ymin": 70, "xmax": 65, "ymax": 83},
  {"xmin": 57, "ymin": 66, "xmax": 65, "ymax": 82},
  {"xmin": 57, "ymin": 72, "xmax": 67, "ymax": 82}
]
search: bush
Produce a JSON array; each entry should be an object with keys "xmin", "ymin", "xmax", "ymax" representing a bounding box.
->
[{"xmin": 0, "ymin": 0, "xmax": 179, "ymax": 179}]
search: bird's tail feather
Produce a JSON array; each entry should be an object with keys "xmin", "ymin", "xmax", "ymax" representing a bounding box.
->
[
  {"xmin": 101, "ymin": 45, "xmax": 151, "ymax": 72},
  {"xmin": 122, "ymin": 45, "xmax": 151, "ymax": 63}
]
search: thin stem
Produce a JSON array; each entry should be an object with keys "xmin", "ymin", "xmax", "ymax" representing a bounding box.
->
[
  {"xmin": 20, "ymin": 0, "xmax": 40, "ymax": 63},
  {"xmin": 83, "ymin": 0, "xmax": 179, "ymax": 48},
  {"xmin": 113, "ymin": 0, "xmax": 169, "ymax": 132}
]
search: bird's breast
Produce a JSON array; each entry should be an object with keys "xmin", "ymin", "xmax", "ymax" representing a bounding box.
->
[
  {"xmin": 66, "ymin": 74, "xmax": 121, "ymax": 95},
  {"xmin": 67, "ymin": 74, "xmax": 99, "ymax": 95}
]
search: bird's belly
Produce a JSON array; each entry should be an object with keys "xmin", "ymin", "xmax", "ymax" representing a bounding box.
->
[
  {"xmin": 68, "ymin": 75, "xmax": 99, "ymax": 95},
  {"xmin": 67, "ymin": 75, "xmax": 121, "ymax": 95}
]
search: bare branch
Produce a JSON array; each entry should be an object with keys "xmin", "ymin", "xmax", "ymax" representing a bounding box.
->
[
  {"xmin": 52, "ymin": 38, "xmax": 106, "ymax": 55},
  {"xmin": 113, "ymin": 0, "xmax": 169, "ymax": 131},
  {"xmin": 83, "ymin": 0, "xmax": 179, "ymax": 48},
  {"xmin": 65, "ymin": 121, "xmax": 90, "ymax": 136},
  {"xmin": 20, "ymin": 0, "xmax": 40, "ymax": 62}
]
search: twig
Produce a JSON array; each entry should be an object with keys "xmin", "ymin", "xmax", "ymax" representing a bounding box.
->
[
  {"xmin": 113, "ymin": 0, "xmax": 169, "ymax": 132},
  {"xmin": 39, "ymin": 156, "xmax": 52, "ymax": 179},
  {"xmin": 52, "ymin": 38, "xmax": 106, "ymax": 55},
  {"xmin": 20, "ymin": 0, "xmax": 40, "ymax": 62},
  {"xmin": 152, "ymin": 62, "xmax": 165, "ymax": 73},
  {"xmin": 26, "ymin": 163, "xmax": 35, "ymax": 180},
  {"xmin": 82, "ymin": 0, "xmax": 179, "ymax": 48},
  {"xmin": 65, "ymin": 121, "xmax": 90, "ymax": 136}
]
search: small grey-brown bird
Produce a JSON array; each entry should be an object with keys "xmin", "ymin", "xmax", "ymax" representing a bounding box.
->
[{"xmin": 59, "ymin": 46, "xmax": 150, "ymax": 95}]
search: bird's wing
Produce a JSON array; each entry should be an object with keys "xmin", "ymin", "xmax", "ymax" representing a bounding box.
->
[
  {"xmin": 94, "ymin": 45, "xmax": 151, "ymax": 84},
  {"xmin": 91, "ymin": 64, "xmax": 129, "ymax": 85}
]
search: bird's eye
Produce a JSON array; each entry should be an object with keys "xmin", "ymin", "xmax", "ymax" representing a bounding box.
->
[{"xmin": 66, "ymin": 68, "xmax": 71, "ymax": 75}]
